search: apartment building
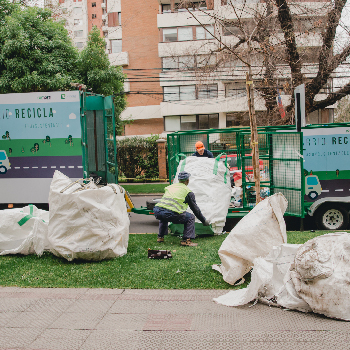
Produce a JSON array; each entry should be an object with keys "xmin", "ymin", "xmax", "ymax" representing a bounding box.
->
[{"xmin": 58, "ymin": 0, "xmax": 334, "ymax": 136}]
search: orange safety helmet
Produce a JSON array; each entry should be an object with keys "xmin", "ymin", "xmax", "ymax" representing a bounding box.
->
[{"xmin": 195, "ymin": 141, "xmax": 205, "ymax": 150}]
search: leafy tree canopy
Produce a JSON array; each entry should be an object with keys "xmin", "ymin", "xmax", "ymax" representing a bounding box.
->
[
  {"xmin": 0, "ymin": 6, "xmax": 79, "ymax": 93},
  {"xmin": 77, "ymin": 26, "xmax": 127, "ymax": 134}
]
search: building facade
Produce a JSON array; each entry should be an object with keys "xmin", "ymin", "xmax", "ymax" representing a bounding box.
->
[{"xmin": 58, "ymin": 0, "xmax": 334, "ymax": 136}]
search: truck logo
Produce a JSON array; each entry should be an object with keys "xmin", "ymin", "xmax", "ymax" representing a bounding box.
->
[
  {"xmin": 305, "ymin": 175, "xmax": 322, "ymax": 200},
  {"xmin": 0, "ymin": 150, "xmax": 11, "ymax": 174}
]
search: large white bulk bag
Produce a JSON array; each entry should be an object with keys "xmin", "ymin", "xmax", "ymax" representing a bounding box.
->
[
  {"xmin": 0, "ymin": 205, "xmax": 49, "ymax": 256},
  {"xmin": 48, "ymin": 171, "xmax": 129, "ymax": 261},
  {"xmin": 174, "ymin": 156, "xmax": 231, "ymax": 234},
  {"xmin": 213, "ymin": 193, "xmax": 288, "ymax": 285},
  {"xmin": 214, "ymin": 244, "xmax": 312, "ymax": 313},
  {"xmin": 291, "ymin": 232, "xmax": 350, "ymax": 321}
]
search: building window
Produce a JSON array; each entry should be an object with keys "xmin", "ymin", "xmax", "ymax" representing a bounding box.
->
[
  {"xmin": 102, "ymin": 8, "xmax": 106, "ymax": 15},
  {"xmin": 163, "ymin": 86, "xmax": 196, "ymax": 101},
  {"xmin": 197, "ymin": 84, "xmax": 218, "ymax": 99},
  {"xmin": 74, "ymin": 30, "xmax": 83, "ymax": 38},
  {"xmin": 162, "ymin": 4, "xmax": 171, "ymax": 13},
  {"xmin": 72, "ymin": 7, "xmax": 82, "ymax": 15},
  {"xmin": 92, "ymin": 2, "xmax": 96, "ymax": 6},
  {"xmin": 178, "ymin": 27, "xmax": 193, "ymax": 41},
  {"xmin": 163, "ymin": 28, "xmax": 178, "ymax": 42},
  {"xmin": 196, "ymin": 25, "xmax": 214, "ymax": 39},
  {"xmin": 74, "ymin": 19, "xmax": 83, "ymax": 25},
  {"xmin": 75, "ymin": 42, "xmax": 84, "ymax": 49},
  {"xmin": 110, "ymin": 39, "xmax": 122, "ymax": 53},
  {"xmin": 226, "ymin": 112, "xmax": 250, "ymax": 127},
  {"xmin": 108, "ymin": 12, "xmax": 120, "ymax": 27},
  {"xmin": 118, "ymin": 12, "xmax": 121, "ymax": 25},
  {"xmin": 164, "ymin": 114, "xmax": 219, "ymax": 131},
  {"xmin": 163, "ymin": 84, "xmax": 218, "ymax": 101},
  {"xmin": 102, "ymin": 19, "xmax": 106, "ymax": 26},
  {"xmin": 162, "ymin": 55, "xmax": 213, "ymax": 71},
  {"xmin": 92, "ymin": 13, "xmax": 96, "ymax": 19},
  {"xmin": 225, "ymin": 82, "xmax": 247, "ymax": 98}
]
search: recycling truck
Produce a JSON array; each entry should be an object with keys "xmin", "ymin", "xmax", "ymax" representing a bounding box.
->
[
  {"xmin": 0, "ymin": 91, "xmax": 118, "ymax": 208},
  {"xmin": 163, "ymin": 123, "xmax": 350, "ymax": 230}
]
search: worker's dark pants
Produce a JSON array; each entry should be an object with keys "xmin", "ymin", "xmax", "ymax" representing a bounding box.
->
[{"xmin": 153, "ymin": 206, "xmax": 195, "ymax": 240}]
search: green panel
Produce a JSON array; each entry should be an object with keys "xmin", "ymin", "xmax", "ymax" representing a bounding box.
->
[
  {"xmin": 85, "ymin": 95, "xmax": 104, "ymax": 110},
  {"xmin": 169, "ymin": 222, "xmax": 215, "ymax": 236}
]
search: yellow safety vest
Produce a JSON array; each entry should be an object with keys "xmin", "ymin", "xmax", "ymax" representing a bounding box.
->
[{"xmin": 155, "ymin": 183, "xmax": 191, "ymax": 214}]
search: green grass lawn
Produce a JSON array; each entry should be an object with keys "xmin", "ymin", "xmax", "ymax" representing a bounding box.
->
[
  {"xmin": 121, "ymin": 183, "xmax": 167, "ymax": 194},
  {"xmin": 0, "ymin": 230, "xmax": 334, "ymax": 290}
]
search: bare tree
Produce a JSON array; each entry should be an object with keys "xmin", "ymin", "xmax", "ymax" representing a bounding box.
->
[{"xmin": 174, "ymin": 0, "xmax": 350, "ymax": 124}]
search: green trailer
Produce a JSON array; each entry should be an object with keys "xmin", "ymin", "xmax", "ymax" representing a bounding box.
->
[{"xmin": 160, "ymin": 122, "xmax": 350, "ymax": 230}]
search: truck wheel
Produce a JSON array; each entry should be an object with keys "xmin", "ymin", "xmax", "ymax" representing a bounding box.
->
[
  {"xmin": 0, "ymin": 166, "xmax": 7, "ymax": 174},
  {"xmin": 308, "ymin": 191, "xmax": 318, "ymax": 200},
  {"xmin": 315, "ymin": 204, "xmax": 349, "ymax": 230}
]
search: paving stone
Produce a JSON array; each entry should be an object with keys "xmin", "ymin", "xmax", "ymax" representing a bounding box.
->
[
  {"xmin": 80, "ymin": 288, "xmax": 124, "ymax": 300},
  {"xmin": 6, "ymin": 311, "xmax": 62, "ymax": 328},
  {"xmin": 0, "ymin": 298, "xmax": 35, "ymax": 312},
  {"xmin": 0, "ymin": 311, "xmax": 22, "ymax": 327},
  {"xmin": 143, "ymin": 314, "xmax": 193, "ymax": 331},
  {"xmin": 0, "ymin": 328, "xmax": 42, "ymax": 348},
  {"xmin": 66, "ymin": 299, "xmax": 115, "ymax": 313},
  {"xmin": 48, "ymin": 312, "xmax": 104, "ymax": 330},
  {"xmin": 95, "ymin": 313, "xmax": 148, "ymax": 330},
  {"xmin": 25, "ymin": 298, "xmax": 76, "ymax": 313}
]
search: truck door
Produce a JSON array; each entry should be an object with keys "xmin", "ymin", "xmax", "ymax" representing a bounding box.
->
[
  {"xmin": 81, "ymin": 94, "xmax": 118, "ymax": 184},
  {"xmin": 240, "ymin": 131, "xmax": 304, "ymax": 217}
]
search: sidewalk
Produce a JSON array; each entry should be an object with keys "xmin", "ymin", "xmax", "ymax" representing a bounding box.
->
[{"xmin": 0, "ymin": 287, "xmax": 349, "ymax": 350}]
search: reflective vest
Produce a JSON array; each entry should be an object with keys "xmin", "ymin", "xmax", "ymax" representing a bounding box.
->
[{"xmin": 155, "ymin": 183, "xmax": 191, "ymax": 214}]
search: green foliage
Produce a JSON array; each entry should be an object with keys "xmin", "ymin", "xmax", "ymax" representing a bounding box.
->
[
  {"xmin": 77, "ymin": 27, "xmax": 127, "ymax": 134},
  {"xmin": 0, "ymin": 0, "xmax": 16, "ymax": 25},
  {"xmin": 0, "ymin": 6, "xmax": 79, "ymax": 93},
  {"xmin": 117, "ymin": 135, "xmax": 161, "ymax": 180}
]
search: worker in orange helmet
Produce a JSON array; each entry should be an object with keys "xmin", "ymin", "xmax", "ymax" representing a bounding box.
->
[{"xmin": 192, "ymin": 141, "xmax": 214, "ymax": 158}]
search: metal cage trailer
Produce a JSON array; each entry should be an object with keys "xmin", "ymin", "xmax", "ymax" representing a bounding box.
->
[{"xmin": 165, "ymin": 123, "xmax": 350, "ymax": 230}]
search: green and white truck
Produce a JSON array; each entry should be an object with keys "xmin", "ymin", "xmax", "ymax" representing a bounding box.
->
[{"xmin": 0, "ymin": 91, "xmax": 118, "ymax": 208}]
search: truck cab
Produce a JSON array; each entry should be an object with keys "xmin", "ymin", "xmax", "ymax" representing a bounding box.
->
[{"xmin": 0, "ymin": 151, "xmax": 10, "ymax": 174}]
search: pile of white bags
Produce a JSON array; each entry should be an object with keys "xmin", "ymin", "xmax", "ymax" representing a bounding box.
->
[
  {"xmin": 175, "ymin": 156, "xmax": 231, "ymax": 234},
  {"xmin": 0, "ymin": 204, "xmax": 49, "ymax": 256},
  {"xmin": 212, "ymin": 193, "xmax": 288, "ymax": 284},
  {"xmin": 214, "ymin": 232, "xmax": 350, "ymax": 321},
  {"xmin": 48, "ymin": 171, "xmax": 129, "ymax": 261}
]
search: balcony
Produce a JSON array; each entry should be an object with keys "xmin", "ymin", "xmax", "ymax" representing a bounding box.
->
[
  {"xmin": 108, "ymin": 51, "xmax": 129, "ymax": 66},
  {"xmin": 101, "ymin": 2, "xmax": 106, "ymax": 8},
  {"xmin": 157, "ymin": 11, "xmax": 213, "ymax": 28}
]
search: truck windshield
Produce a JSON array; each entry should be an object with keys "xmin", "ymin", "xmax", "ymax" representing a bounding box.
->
[
  {"xmin": 307, "ymin": 176, "xmax": 318, "ymax": 185},
  {"xmin": 0, "ymin": 152, "xmax": 6, "ymax": 161}
]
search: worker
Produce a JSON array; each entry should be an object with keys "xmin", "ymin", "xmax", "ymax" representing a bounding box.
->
[
  {"xmin": 192, "ymin": 141, "xmax": 214, "ymax": 158},
  {"xmin": 153, "ymin": 171, "xmax": 210, "ymax": 247}
]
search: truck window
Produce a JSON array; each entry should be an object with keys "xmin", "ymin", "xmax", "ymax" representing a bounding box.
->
[
  {"xmin": 307, "ymin": 176, "xmax": 318, "ymax": 185},
  {"xmin": 0, "ymin": 152, "xmax": 6, "ymax": 161}
]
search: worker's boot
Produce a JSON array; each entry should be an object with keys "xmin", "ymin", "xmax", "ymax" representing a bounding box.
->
[
  {"xmin": 157, "ymin": 237, "xmax": 164, "ymax": 243},
  {"xmin": 180, "ymin": 239, "xmax": 198, "ymax": 247}
]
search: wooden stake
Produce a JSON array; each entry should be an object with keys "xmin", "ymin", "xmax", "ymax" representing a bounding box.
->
[{"xmin": 246, "ymin": 72, "xmax": 261, "ymax": 204}]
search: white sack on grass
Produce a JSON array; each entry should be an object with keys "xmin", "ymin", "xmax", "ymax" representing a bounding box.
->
[
  {"xmin": 175, "ymin": 156, "xmax": 231, "ymax": 234},
  {"xmin": 291, "ymin": 232, "xmax": 350, "ymax": 321},
  {"xmin": 48, "ymin": 171, "xmax": 129, "ymax": 261},
  {"xmin": 213, "ymin": 193, "xmax": 288, "ymax": 285},
  {"xmin": 0, "ymin": 205, "xmax": 49, "ymax": 256},
  {"xmin": 214, "ymin": 244, "xmax": 311, "ymax": 313}
]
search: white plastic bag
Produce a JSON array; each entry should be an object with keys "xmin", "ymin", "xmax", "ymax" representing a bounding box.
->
[
  {"xmin": 214, "ymin": 244, "xmax": 312, "ymax": 313},
  {"xmin": 291, "ymin": 232, "xmax": 350, "ymax": 321},
  {"xmin": 175, "ymin": 156, "xmax": 231, "ymax": 234},
  {"xmin": 0, "ymin": 205, "xmax": 49, "ymax": 256},
  {"xmin": 48, "ymin": 171, "xmax": 129, "ymax": 261},
  {"xmin": 213, "ymin": 193, "xmax": 288, "ymax": 284}
]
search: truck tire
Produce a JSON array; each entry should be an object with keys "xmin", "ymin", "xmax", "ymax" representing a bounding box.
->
[
  {"xmin": 308, "ymin": 191, "xmax": 318, "ymax": 200},
  {"xmin": 0, "ymin": 166, "xmax": 7, "ymax": 174},
  {"xmin": 315, "ymin": 204, "xmax": 349, "ymax": 230}
]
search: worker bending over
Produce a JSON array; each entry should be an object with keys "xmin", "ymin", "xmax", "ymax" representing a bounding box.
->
[
  {"xmin": 153, "ymin": 171, "xmax": 209, "ymax": 247},
  {"xmin": 192, "ymin": 141, "xmax": 214, "ymax": 158}
]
